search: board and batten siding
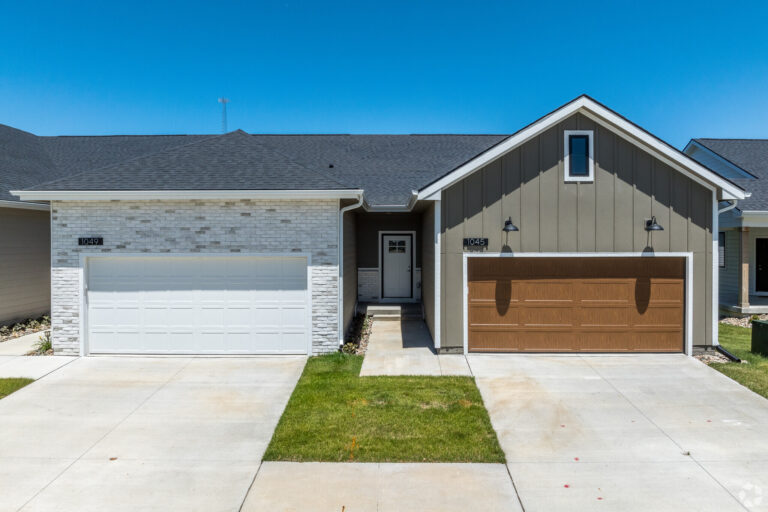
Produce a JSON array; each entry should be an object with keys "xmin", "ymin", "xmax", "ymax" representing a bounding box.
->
[
  {"xmin": 440, "ymin": 112, "xmax": 713, "ymax": 349},
  {"xmin": 421, "ymin": 203, "xmax": 436, "ymax": 341},
  {"xmin": 0, "ymin": 208, "xmax": 50, "ymax": 324}
]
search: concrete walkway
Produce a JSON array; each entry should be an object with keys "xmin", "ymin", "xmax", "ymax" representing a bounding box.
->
[
  {"xmin": 0, "ymin": 356, "xmax": 305, "ymax": 512},
  {"xmin": 470, "ymin": 354, "xmax": 768, "ymax": 512},
  {"xmin": 242, "ymin": 462, "xmax": 522, "ymax": 511},
  {"xmin": 359, "ymin": 319, "xmax": 471, "ymax": 376},
  {"xmin": 0, "ymin": 331, "xmax": 46, "ymax": 356}
]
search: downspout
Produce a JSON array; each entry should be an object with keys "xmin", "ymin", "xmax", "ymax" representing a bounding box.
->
[
  {"xmin": 712, "ymin": 199, "xmax": 738, "ymax": 348},
  {"xmin": 338, "ymin": 194, "xmax": 364, "ymax": 347}
]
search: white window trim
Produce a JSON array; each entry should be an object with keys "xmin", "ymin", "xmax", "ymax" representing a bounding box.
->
[
  {"xmin": 462, "ymin": 252, "xmax": 694, "ymax": 356},
  {"xmin": 564, "ymin": 130, "xmax": 594, "ymax": 182}
]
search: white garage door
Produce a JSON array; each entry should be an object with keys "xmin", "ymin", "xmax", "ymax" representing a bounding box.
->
[{"xmin": 86, "ymin": 255, "xmax": 309, "ymax": 354}]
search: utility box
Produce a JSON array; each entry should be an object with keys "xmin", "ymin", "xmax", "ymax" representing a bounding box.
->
[{"xmin": 751, "ymin": 320, "xmax": 768, "ymax": 357}]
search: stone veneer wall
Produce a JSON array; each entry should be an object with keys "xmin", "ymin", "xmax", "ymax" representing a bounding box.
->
[{"xmin": 50, "ymin": 199, "xmax": 339, "ymax": 355}]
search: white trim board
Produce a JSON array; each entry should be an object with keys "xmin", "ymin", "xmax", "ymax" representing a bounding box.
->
[
  {"xmin": 78, "ymin": 252, "xmax": 313, "ymax": 356},
  {"xmin": 377, "ymin": 230, "xmax": 418, "ymax": 303},
  {"xmin": 13, "ymin": 189, "xmax": 364, "ymax": 201},
  {"xmin": 433, "ymin": 200, "xmax": 442, "ymax": 349},
  {"xmin": 461, "ymin": 252, "xmax": 694, "ymax": 356},
  {"xmin": 0, "ymin": 200, "xmax": 50, "ymax": 211},
  {"xmin": 563, "ymin": 130, "xmax": 594, "ymax": 182},
  {"xmin": 417, "ymin": 96, "xmax": 746, "ymax": 201}
]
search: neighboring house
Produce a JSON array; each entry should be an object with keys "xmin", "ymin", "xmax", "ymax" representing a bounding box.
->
[
  {"xmin": 684, "ymin": 138, "xmax": 768, "ymax": 315},
  {"xmin": 9, "ymin": 95, "xmax": 745, "ymax": 356},
  {"xmin": 0, "ymin": 124, "xmax": 208, "ymax": 324}
]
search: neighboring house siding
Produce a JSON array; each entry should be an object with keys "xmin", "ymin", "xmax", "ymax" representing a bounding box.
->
[
  {"xmin": 0, "ymin": 208, "xmax": 50, "ymax": 324},
  {"xmin": 50, "ymin": 199, "xmax": 339, "ymax": 355},
  {"xmin": 440, "ymin": 113, "xmax": 714, "ymax": 349},
  {"xmin": 719, "ymin": 229, "xmax": 739, "ymax": 305},
  {"xmin": 342, "ymin": 210, "xmax": 357, "ymax": 338},
  {"xmin": 421, "ymin": 202, "xmax": 435, "ymax": 341}
]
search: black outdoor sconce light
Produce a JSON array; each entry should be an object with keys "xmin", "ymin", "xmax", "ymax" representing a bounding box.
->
[
  {"xmin": 645, "ymin": 216, "xmax": 664, "ymax": 231},
  {"xmin": 503, "ymin": 217, "xmax": 519, "ymax": 232}
]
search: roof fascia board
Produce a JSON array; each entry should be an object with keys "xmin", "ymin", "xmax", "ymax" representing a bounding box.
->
[
  {"xmin": 683, "ymin": 140, "xmax": 758, "ymax": 179},
  {"xmin": 0, "ymin": 199, "xmax": 50, "ymax": 211},
  {"xmin": 417, "ymin": 96, "xmax": 746, "ymax": 201},
  {"xmin": 12, "ymin": 189, "xmax": 364, "ymax": 201}
]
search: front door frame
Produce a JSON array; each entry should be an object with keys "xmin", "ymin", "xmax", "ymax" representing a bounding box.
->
[
  {"xmin": 462, "ymin": 252, "xmax": 694, "ymax": 356},
  {"xmin": 755, "ymin": 238, "xmax": 768, "ymax": 294},
  {"xmin": 378, "ymin": 230, "xmax": 417, "ymax": 302}
]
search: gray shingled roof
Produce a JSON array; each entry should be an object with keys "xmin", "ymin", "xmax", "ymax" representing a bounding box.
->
[
  {"xmin": 27, "ymin": 130, "xmax": 353, "ymax": 192},
  {"xmin": 694, "ymin": 139, "xmax": 768, "ymax": 211},
  {"xmin": 0, "ymin": 123, "xmax": 209, "ymax": 202},
  {"xmin": 251, "ymin": 134, "xmax": 508, "ymax": 205},
  {"xmin": 2, "ymin": 123, "xmax": 507, "ymax": 206}
]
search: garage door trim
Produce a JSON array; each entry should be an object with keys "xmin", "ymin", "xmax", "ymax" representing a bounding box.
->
[
  {"xmin": 462, "ymin": 252, "xmax": 693, "ymax": 355},
  {"xmin": 78, "ymin": 252, "xmax": 313, "ymax": 356}
]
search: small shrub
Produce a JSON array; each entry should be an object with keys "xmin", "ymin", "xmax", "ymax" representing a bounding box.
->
[
  {"xmin": 26, "ymin": 319, "xmax": 41, "ymax": 330},
  {"xmin": 752, "ymin": 315, "xmax": 761, "ymax": 322},
  {"xmin": 11, "ymin": 323, "xmax": 24, "ymax": 333},
  {"xmin": 0, "ymin": 326, "xmax": 9, "ymax": 337},
  {"xmin": 341, "ymin": 342, "xmax": 358, "ymax": 354},
  {"xmin": 32, "ymin": 331, "xmax": 52, "ymax": 355},
  {"xmin": 40, "ymin": 315, "xmax": 51, "ymax": 326}
]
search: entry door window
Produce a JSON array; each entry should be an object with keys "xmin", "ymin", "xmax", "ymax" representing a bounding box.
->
[{"xmin": 382, "ymin": 234, "xmax": 412, "ymax": 298}]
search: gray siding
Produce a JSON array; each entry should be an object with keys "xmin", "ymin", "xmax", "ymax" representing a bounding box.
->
[
  {"xmin": 0, "ymin": 208, "xmax": 50, "ymax": 324},
  {"xmin": 343, "ymin": 210, "xmax": 357, "ymax": 336},
  {"xmin": 719, "ymin": 229, "xmax": 739, "ymax": 305},
  {"xmin": 440, "ymin": 113, "xmax": 713, "ymax": 349},
  {"xmin": 355, "ymin": 213, "xmax": 422, "ymax": 268},
  {"xmin": 421, "ymin": 203, "xmax": 435, "ymax": 341}
]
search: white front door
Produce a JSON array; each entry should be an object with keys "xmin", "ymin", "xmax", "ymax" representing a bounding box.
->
[
  {"xmin": 86, "ymin": 255, "xmax": 309, "ymax": 355},
  {"xmin": 382, "ymin": 234, "xmax": 412, "ymax": 298}
]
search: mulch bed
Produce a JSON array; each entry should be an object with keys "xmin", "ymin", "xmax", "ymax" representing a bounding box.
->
[
  {"xmin": 0, "ymin": 316, "xmax": 51, "ymax": 343},
  {"xmin": 342, "ymin": 314, "xmax": 373, "ymax": 355},
  {"xmin": 720, "ymin": 315, "xmax": 768, "ymax": 329}
]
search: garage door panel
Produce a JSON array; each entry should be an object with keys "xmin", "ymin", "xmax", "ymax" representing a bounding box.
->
[
  {"xmin": 578, "ymin": 306, "xmax": 630, "ymax": 327},
  {"xmin": 519, "ymin": 307, "xmax": 573, "ymax": 327},
  {"xmin": 468, "ymin": 257, "xmax": 684, "ymax": 353},
  {"xmin": 87, "ymin": 255, "xmax": 309, "ymax": 354},
  {"xmin": 468, "ymin": 302, "xmax": 518, "ymax": 326}
]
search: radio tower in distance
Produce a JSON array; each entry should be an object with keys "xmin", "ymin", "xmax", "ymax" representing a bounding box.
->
[{"xmin": 218, "ymin": 97, "xmax": 230, "ymax": 133}]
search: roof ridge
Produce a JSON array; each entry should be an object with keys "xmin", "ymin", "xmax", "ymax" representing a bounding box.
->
[
  {"xmin": 41, "ymin": 134, "xmax": 214, "ymax": 139},
  {"xmin": 31, "ymin": 132, "xmax": 226, "ymax": 191}
]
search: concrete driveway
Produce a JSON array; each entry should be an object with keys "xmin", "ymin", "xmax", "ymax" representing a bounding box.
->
[
  {"xmin": 0, "ymin": 356, "xmax": 305, "ymax": 512},
  {"xmin": 469, "ymin": 354, "xmax": 768, "ymax": 512}
]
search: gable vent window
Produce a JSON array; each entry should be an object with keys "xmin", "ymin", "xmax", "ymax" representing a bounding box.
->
[{"xmin": 564, "ymin": 130, "xmax": 594, "ymax": 182}]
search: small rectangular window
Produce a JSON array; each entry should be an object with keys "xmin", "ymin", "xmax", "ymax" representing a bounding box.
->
[
  {"xmin": 569, "ymin": 135, "xmax": 589, "ymax": 176},
  {"xmin": 564, "ymin": 130, "xmax": 594, "ymax": 182},
  {"xmin": 719, "ymin": 232, "xmax": 725, "ymax": 268}
]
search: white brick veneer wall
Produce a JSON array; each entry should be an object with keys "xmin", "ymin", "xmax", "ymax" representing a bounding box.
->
[{"xmin": 50, "ymin": 199, "xmax": 340, "ymax": 355}]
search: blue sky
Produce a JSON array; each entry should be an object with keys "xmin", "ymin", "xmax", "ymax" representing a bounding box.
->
[{"xmin": 1, "ymin": 1, "xmax": 767, "ymax": 147}]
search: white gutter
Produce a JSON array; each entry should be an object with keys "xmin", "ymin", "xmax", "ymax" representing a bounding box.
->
[
  {"xmin": 11, "ymin": 189, "xmax": 364, "ymax": 201},
  {"xmin": 338, "ymin": 194, "xmax": 365, "ymax": 346},
  {"xmin": 719, "ymin": 200, "xmax": 738, "ymax": 216}
]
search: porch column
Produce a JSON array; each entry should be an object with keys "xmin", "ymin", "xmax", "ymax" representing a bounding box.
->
[{"xmin": 739, "ymin": 227, "xmax": 750, "ymax": 308}]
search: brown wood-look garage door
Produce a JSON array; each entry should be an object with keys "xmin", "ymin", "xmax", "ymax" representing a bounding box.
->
[{"xmin": 467, "ymin": 257, "xmax": 685, "ymax": 353}]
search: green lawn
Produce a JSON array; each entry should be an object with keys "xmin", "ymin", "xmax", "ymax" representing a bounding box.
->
[
  {"xmin": 0, "ymin": 378, "xmax": 33, "ymax": 399},
  {"xmin": 710, "ymin": 324, "xmax": 768, "ymax": 399},
  {"xmin": 263, "ymin": 354, "xmax": 505, "ymax": 463}
]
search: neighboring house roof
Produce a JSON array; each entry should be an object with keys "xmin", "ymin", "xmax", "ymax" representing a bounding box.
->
[{"xmin": 690, "ymin": 139, "xmax": 768, "ymax": 211}]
